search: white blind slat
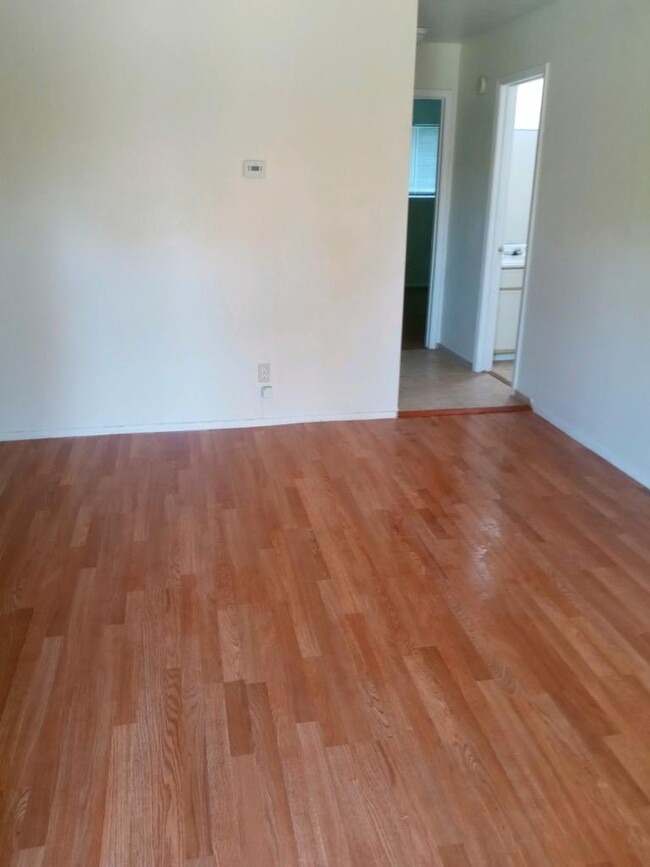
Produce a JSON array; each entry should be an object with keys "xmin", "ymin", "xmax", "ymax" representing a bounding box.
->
[{"xmin": 409, "ymin": 125, "xmax": 439, "ymax": 196}]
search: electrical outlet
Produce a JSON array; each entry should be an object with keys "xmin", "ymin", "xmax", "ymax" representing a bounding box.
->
[
  {"xmin": 258, "ymin": 363, "xmax": 271, "ymax": 383},
  {"xmin": 260, "ymin": 385, "xmax": 273, "ymax": 417}
]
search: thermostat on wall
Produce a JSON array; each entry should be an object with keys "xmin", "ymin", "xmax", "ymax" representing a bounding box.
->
[{"xmin": 243, "ymin": 160, "xmax": 267, "ymax": 178}]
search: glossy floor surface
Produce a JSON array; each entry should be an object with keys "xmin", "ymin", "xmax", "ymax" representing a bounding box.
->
[
  {"xmin": 1, "ymin": 415, "xmax": 650, "ymax": 866},
  {"xmin": 400, "ymin": 349, "xmax": 526, "ymax": 411}
]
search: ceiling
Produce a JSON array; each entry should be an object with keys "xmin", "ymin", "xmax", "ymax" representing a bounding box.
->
[{"xmin": 418, "ymin": 0, "xmax": 556, "ymax": 40}]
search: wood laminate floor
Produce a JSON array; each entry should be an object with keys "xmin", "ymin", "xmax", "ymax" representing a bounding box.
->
[{"xmin": 1, "ymin": 415, "xmax": 650, "ymax": 866}]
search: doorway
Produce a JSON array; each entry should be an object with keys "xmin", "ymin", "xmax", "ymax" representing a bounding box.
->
[
  {"xmin": 401, "ymin": 98, "xmax": 443, "ymax": 350},
  {"xmin": 400, "ymin": 89, "xmax": 455, "ymax": 352},
  {"xmin": 475, "ymin": 69, "xmax": 548, "ymax": 387},
  {"xmin": 398, "ymin": 90, "xmax": 527, "ymax": 415}
]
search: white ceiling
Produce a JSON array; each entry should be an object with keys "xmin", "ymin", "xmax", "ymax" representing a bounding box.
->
[{"xmin": 418, "ymin": 0, "xmax": 556, "ymax": 40}]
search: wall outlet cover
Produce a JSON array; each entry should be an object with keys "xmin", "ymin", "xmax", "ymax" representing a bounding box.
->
[{"xmin": 258, "ymin": 363, "xmax": 271, "ymax": 383}]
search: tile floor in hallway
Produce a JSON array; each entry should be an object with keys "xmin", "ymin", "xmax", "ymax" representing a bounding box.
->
[
  {"xmin": 400, "ymin": 348, "xmax": 527, "ymax": 412},
  {"xmin": 492, "ymin": 359, "xmax": 516, "ymax": 386}
]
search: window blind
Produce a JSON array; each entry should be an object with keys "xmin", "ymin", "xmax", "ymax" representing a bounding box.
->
[{"xmin": 409, "ymin": 125, "xmax": 439, "ymax": 196}]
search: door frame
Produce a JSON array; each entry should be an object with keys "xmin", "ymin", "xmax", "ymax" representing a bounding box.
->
[
  {"xmin": 472, "ymin": 64, "xmax": 550, "ymax": 381},
  {"xmin": 413, "ymin": 88, "xmax": 457, "ymax": 349}
]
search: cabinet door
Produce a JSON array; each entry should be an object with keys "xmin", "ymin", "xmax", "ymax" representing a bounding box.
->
[
  {"xmin": 495, "ymin": 289, "xmax": 523, "ymax": 352},
  {"xmin": 500, "ymin": 268, "xmax": 525, "ymax": 289}
]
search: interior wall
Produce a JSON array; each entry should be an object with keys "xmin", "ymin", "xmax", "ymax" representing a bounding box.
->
[
  {"xmin": 442, "ymin": 0, "xmax": 650, "ymax": 486},
  {"xmin": 0, "ymin": 0, "xmax": 417, "ymax": 438},
  {"xmin": 414, "ymin": 42, "xmax": 461, "ymax": 91},
  {"xmin": 503, "ymin": 130, "xmax": 538, "ymax": 244},
  {"xmin": 405, "ymin": 199, "xmax": 436, "ymax": 287}
]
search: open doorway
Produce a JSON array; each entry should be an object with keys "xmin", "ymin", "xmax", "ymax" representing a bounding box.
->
[
  {"xmin": 398, "ymin": 89, "xmax": 529, "ymax": 416},
  {"xmin": 399, "ymin": 89, "xmax": 455, "ymax": 352},
  {"xmin": 475, "ymin": 69, "xmax": 548, "ymax": 387},
  {"xmin": 401, "ymin": 98, "xmax": 442, "ymax": 350}
]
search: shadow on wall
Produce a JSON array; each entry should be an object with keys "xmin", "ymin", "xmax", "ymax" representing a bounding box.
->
[
  {"xmin": 405, "ymin": 197, "xmax": 436, "ymax": 287},
  {"xmin": 403, "ymin": 198, "xmax": 435, "ymax": 349}
]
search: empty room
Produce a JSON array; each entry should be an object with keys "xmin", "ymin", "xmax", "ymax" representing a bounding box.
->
[{"xmin": 1, "ymin": 0, "xmax": 650, "ymax": 865}]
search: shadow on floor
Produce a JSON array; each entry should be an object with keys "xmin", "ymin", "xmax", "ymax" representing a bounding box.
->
[{"xmin": 401, "ymin": 286, "xmax": 429, "ymax": 351}]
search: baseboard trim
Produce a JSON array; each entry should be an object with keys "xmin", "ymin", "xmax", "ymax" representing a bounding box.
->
[
  {"xmin": 398, "ymin": 404, "xmax": 531, "ymax": 419},
  {"xmin": 0, "ymin": 410, "xmax": 398, "ymax": 443}
]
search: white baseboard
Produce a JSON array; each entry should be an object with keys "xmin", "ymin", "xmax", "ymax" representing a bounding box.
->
[
  {"xmin": 531, "ymin": 401, "xmax": 650, "ymax": 491},
  {"xmin": 0, "ymin": 410, "xmax": 398, "ymax": 443}
]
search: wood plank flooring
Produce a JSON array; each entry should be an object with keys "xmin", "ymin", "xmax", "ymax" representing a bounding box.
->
[{"xmin": 1, "ymin": 414, "xmax": 650, "ymax": 866}]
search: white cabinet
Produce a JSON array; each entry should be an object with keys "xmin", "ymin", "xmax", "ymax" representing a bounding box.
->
[
  {"xmin": 500, "ymin": 268, "xmax": 524, "ymax": 290},
  {"xmin": 495, "ymin": 268, "xmax": 524, "ymax": 354}
]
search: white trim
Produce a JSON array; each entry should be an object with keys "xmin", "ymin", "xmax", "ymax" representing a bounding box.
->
[
  {"xmin": 473, "ymin": 64, "xmax": 549, "ymax": 375},
  {"xmin": 413, "ymin": 88, "xmax": 457, "ymax": 349},
  {"xmin": 0, "ymin": 410, "xmax": 398, "ymax": 442}
]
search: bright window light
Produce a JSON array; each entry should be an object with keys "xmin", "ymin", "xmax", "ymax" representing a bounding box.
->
[
  {"xmin": 514, "ymin": 78, "xmax": 544, "ymax": 130},
  {"xmin": 409, "ymin": 125, "xmax": 439, "ymax": 196}
]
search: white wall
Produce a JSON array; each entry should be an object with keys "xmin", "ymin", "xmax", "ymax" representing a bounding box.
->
[
  {"xmin": 503, "ymin": 130, "xmax": 538, "ymax": 244},
  {"xmin": 0, "ymin": 0, "xmax": 417, "ymax": 438},
  {"xmin": 441, "ymin": 0, "xmax": 650, "ymax": 487},
  {"xmin": 414, "ymin": 42, "xmax": 461, "ymax": 92}
]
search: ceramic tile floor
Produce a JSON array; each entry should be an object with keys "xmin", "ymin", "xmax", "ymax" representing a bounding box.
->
[{"xmin": 399, "ymin": 349, "xmax": 526, "ymax": 411}]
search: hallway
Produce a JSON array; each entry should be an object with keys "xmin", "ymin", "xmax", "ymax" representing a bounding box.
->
[{"xmin": 400, "ymin": 348, "xmax": 528, "ymax": 413}]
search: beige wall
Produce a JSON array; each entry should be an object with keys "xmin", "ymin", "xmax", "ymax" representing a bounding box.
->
[
  {"xmin": 0, "ymin": 0, "xmax": 417, "ymax": 437},
  {"xmin": 414, "ymin": 42, "xmax": 461, "ymax": 91}
]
